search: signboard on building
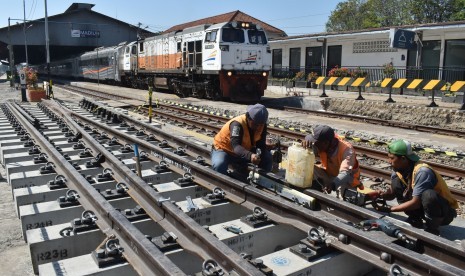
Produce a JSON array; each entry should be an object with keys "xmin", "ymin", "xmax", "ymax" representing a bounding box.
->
[
  {"xmin": 19, "ymin": 69, "xmax": 26, "ymax": 88},
  {"xmin": 71, "ymin": 29, "xmax": 100, "ymax": 38},
  {"xmin": 389, "ymin": 28, "xmax": 416, "ymax": 50}
]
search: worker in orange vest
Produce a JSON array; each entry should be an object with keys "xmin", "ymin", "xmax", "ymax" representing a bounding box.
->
[
  {"xmin": 302, "ymin": 125, "xmax": 362, "ymax": 193},
  {"xmin": 211, "ymin": 104, "xmax": 272, "ymax": 175},
  {"xmin": 371, "ymin": 139, "xmax": 458, "ymax": 235}
]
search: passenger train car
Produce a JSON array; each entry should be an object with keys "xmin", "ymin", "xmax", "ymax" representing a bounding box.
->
[{"xmin": 39, "ymin": 21, "xmax": 272, "ymax": 102}]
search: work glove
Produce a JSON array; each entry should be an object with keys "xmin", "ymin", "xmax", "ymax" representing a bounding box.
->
[
  {"xmin": 372, "ymin": 201, "xmax": 391, "ymax": 213},
  {"xmin": 323, "ymin": 182, "xmax": 335, "ymax": 194},
  {"xmin": 301, "ymin": 140, "xmax": 313, "ymax": 149},
  {"xmin": 251, "ymin": 153, "xmax": 261, "ymax": 165}
]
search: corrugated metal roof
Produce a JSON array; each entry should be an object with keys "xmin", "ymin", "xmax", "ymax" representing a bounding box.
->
[{"xmin": 162, "ymin": 10, "xmax": 287, "ymax": 37}]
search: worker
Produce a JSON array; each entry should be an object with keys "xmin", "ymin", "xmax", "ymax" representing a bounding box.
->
[
  {"xmin": 371, "ymin": 139, "xmax": 458, "ymax": 235},
  {"xmin": 301, "ymin": 125, "xmax": 362, "ymax": 193},
  {"xmin": 211, "ymin": 103, "xmax": 272, "ymax": 175}
]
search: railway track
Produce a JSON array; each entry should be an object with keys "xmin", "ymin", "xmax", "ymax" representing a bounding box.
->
[
  {"xmin": 3, "ymin": 99, "xmax": 465, "ymax": 275},
  {"xmin": 56, "ymin": 84, "xmax": 465, "ymax": 201},
  {"xmin": 146, "ymin": 101, "xmax": 465, "ymax": 200}
]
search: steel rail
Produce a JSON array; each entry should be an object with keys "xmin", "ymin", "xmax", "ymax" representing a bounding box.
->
[
  {"xmin": 84, "ymin": 98, "xmax": 465, "ymax": 206},
  {"xmin": 154, "ymin": 103, "xmax": 465, "ymax": 197},
  {"xmin": 44, "ymin": 100, "xmax": 262, "ymax": 276},
  {"xmin": 7, "ymin": 102, "xmax": 186, "ymax": 276},
  {"xmin": 60, "ymin": 101, "xmax": 465, "ymax": 275}
]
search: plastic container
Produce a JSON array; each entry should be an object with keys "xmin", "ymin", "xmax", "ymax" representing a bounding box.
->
[{"xmin": 285, "ymin": 142, "xmax": 315, "ymax": 188}]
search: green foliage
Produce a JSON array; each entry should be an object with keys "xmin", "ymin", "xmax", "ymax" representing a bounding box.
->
[
  {"xmin": 371, "ymin": 80, "xmax": 382, "ymax": 87},
  {"xmin": 307, "ymin": 72, "xmax": 319, "ymax": 82},
  {"xmin": 25, "ymin": 67, "xmax": 38, "ymax": 89},
  {"xmin": 326, "ymin": 0, "xmax": 369, "ymax": 32},
  {"xmin": 383, "ymin": 63, "xmax": 396, "ymax": 78},
  {"xmin": 326, "ymin": 0, "xmax": 465, "ymax": 32},
  {"xmin": 350, "ymin": 67, "xmax": 368, "ymax": 78},
  {"xmin": 328, "ymin": 66, "xmax": 350, "ymax": 77},
  {"xmin": 293, "ymin": 71, "xmax": 306, "ymax": 81}
]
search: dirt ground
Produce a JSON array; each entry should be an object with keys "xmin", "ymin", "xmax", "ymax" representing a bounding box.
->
[
  {"xmin": 327, "ymin": 98, "xmax": 465, "ymax": 130},
  {"xmin": 0, "ymin": 80, "xmax": 34, "ymax": 275}
]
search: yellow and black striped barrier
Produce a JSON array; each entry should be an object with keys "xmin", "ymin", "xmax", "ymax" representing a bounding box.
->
[
  {"xmin": 315, "ymin": 76, "xmax": 465, "ymax": 109},
  {"xmin": 315, "ymin": 76, "xmax": 370, "ymax": 98},
  {"xmin": 382, "ymin": 78, "xmax": 448, "ymax": 107}
]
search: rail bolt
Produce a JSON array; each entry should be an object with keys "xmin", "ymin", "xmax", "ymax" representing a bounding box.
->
[
  {"xmin": 338, "ymin": 234, "xmax": 350, "ymax": 244},
  {"xmin": 381, "ymin": 252, "xmax": 393, "ymax": 263}
]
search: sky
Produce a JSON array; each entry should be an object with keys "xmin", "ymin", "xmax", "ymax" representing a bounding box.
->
[{"xmin": 0, "ymin": 0, "xmax": 342, "ymax": 36}]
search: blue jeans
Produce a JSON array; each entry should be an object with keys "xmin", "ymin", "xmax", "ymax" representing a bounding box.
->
[{"xmin": 211, "ymin": 148, "xmax": 272, "ymax": 175}]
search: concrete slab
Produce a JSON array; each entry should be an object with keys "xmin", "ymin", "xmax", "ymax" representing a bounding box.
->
[
  {"xmin": 27, "ymin": 218, "xmax": 162, "ymax": 274},
  {"xmin": 13, "ymin": 181, "xmax": 117, "ymax": 217},
  {"xmin": 177, "ymin": 198, "xmax": 250, "ymax": 226},
  {"xmin": 0, "ymin": 133, "xmax": 19, "ymax": 140},
  {"xmin": 9, "ymin": 167, "xmax": 103, "ymax": 192},
  {"xmin": 152, "ymin": 182, "xmax": 209, "ymax": 202},
  {"xmin": 211, "ymin": 219, "xmax": 306, "ymax": 257},
  {"xmin": 38, "ymin": 253, "xmax": 138, "ymax": 275},
  {"xmin": 261, "ymin": 248, "xmax": 375, "ymax": 276},
  {"xmin": 20, "ymin": 196, "xmax": 137, "ymax": 241}
]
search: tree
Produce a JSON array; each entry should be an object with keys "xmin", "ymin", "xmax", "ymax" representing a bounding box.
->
[
  {"xmin": 451, "ymin": 0, "xmax": 465, "ymax": 20},
  {"xmin": 409, "ymin": 0, "xmax": 457, "ymax": 23},
  {"xmin": 366, "ymin": 0, "xmax": 414, "ymax": 27},
  {"xmin": 326, "ymin": 0, "xmax": 465, "ymax": 32},
  {"xmin": 326, "ymin": 0, "xmax": 369, "ymax": 32}
]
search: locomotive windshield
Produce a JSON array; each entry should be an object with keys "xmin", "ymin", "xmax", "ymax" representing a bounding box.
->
[
  {"xmin": 247, "ymin": 30, "xmax": 267, "ymax": 45},
  {"xmin": 205, "ymin": 30, "xmax": 218, "ymax": 43},
  {"xmin": 222, "ymin": 28, "xmax": 245, "ymax": 43}
]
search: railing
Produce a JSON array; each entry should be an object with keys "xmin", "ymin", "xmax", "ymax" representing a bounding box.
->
[{"xmin": 271, "ymin": 66, "xmax": 465, "ymax": 83}]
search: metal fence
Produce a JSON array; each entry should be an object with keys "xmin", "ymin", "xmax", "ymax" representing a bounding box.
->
[{"xmin": 271, "ymin": 66, "xmax": 465, "ymax": 83}]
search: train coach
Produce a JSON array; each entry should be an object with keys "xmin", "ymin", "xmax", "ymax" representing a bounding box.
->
[{"xmin": 40, "ymin": 21, "xmax": 272, "ymax": 102}]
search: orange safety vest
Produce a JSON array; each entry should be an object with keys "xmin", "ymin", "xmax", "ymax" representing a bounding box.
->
[
  {"xmin": 318, "ymin": 136, "xmax": 362, "ymax": 188},
  {"xmin": 396, "ymin": 162, "xmax": 459, "ymax": 209},
  {"xmin": 213, "ymin": 114, "xmax": 263, "ymax": 156}
]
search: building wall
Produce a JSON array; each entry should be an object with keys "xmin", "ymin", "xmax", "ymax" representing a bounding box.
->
[{"xmin": 269, "ymin": 25, "xmax": 465, "ymax": 70}]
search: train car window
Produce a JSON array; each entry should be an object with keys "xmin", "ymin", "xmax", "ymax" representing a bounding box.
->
[
  {"xmin": 132, "ymin": 45, "xmax": 137, "ymax": 55},
  {"xmin": 139, "ymin": 42, "xmax": 144, "ymax": 52},
  {"xmin": 188, "ymin": 41, "xmax": 195, "ymax": 53},
  {"xmin": 195, "ymin": 40, "xmax": 202, "ymax": 52},
  {"xmin": 222, "ymin": 28, "xmax": 245, "ymax": 43},
  {"xmin": 125, "ymin": 47, "xmax": 130, "ymax": 54},
  {"xmin": 247, "ymin": 30, "xmax": 267, "ymax": 45},
  {"xmin": 177, "ymin": 42, "xmax": 182, "ymax": 52},
  {"xmin": 205, "ymin": 30, "xmax": 218, "ymax": 43}
]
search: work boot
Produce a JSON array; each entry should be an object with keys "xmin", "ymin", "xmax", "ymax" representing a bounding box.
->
[
  {"xmin": 424, "ymin": 216, "xmax": 443, "ymax": 236},
  {"xmin": 406, "ymin": 216, "xmax": 424, "ymax": 229}
]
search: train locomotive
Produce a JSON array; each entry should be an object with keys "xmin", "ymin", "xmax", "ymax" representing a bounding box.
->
[{"xmin": 41, "ymin": 21, "xmax": 272, "ymax": 102}]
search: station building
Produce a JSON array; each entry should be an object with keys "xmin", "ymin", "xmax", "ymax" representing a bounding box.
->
[
  {"xmin": 269, "ymin": 21, "xmax": 465, "ymax": 82},
  {"xmin": 0, "ymin": 3, "xmax": 152, "ymax": 66}
]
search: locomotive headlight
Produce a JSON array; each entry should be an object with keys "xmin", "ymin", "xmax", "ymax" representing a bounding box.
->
[
  {"xmin": 245, "ymin": 23, "xmax": 250, "ymax": 28},
  {"xmin": 241, "ymin": 22, "xmax": 246, "ymax": 27},
  {"xmin": 227, "ymin": 71, "xmax": 233, "ymax": 77},
  {"xmin": 219, "ymin": 45, "xmax": 229, "ymax": 51},
  {"xmin": 262, "ymin": 72, "xmax": 267, "ymax": 77}
]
